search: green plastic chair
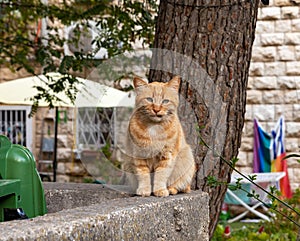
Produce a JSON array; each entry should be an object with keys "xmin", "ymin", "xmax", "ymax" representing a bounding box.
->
[{"xmin": 0, "ymin": 135, "xmax": 47, "ymax": 221}]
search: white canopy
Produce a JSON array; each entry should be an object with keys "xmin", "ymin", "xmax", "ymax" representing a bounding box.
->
[{"xmin": 0, "ymin": 72, "xmax": 135, "ymax": 108}]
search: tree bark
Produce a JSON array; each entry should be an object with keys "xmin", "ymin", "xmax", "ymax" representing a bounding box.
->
[{"xmin": 148, "ymin": 0, "xmax": 259, "ymax": 237}]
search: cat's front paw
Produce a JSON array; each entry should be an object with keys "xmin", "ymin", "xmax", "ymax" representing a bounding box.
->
[
  {"xmin": 136, "ymin": 187, "xmax": 151, "ymax": 197},
  {"xmin": 167, "ymin": 186, "xmax": 178, "ymax": 195},
  {"xmin": 153, "ymin": 188, "xmax": 169, "ymax": 197}
]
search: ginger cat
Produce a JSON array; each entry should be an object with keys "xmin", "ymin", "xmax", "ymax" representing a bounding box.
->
[{"xmin": 121, "ymin": 76, "xmax": 195, "ymax": 197}]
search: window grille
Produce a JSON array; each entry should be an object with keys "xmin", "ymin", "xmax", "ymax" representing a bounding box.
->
[
  {"xmin": 76, "ymin": 107, "xmax": 115, "ymax": 151},
  {"xmin": 0, "ymin": 106, "xmax": 33, "ymax": 150}
]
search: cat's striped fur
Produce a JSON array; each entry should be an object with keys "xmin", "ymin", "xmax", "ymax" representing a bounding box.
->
[{"xmin": 122, "ymin": 76, "xmax": 195, "ymax": 197}]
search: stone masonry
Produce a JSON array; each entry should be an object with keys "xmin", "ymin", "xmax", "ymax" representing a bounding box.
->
[
  {"xmin": 237, "ymin": 0, "xmax": 300, "ymax": 190},
  {"xmin": 0, "ymin": 184, "xmax": 209, "ymax": 241}
]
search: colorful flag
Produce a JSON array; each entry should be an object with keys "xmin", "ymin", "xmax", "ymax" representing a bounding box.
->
[{"xmin": 253, "ymin": 117, "xmax": 292, "ymax": 198}]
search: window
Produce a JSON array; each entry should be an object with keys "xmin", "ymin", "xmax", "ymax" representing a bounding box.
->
[
  {"xmin": 0, "ymin": 106, "xmax": 33, "ymax": 150},
  {"xmin": 76, "ymin": 107, "xmax": 115, "ymax": 151}
]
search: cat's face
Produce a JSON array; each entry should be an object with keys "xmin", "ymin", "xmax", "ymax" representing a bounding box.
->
[{"xmin": 133, "ymin": 76, "xmax": 180, "ymax": 123}]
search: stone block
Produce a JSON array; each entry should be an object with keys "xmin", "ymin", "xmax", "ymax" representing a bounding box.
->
[
  {"xmin": 0, "ymin": 68, "xmax": 30, "ymax": 82},
  {"xmin": 237, "ymin": 151, "xmax": 253, "ymax": 168},
  {"xmin": 247, "ymin": 77, "xmax": 255, "ymax": 90},
  {"xmin": 277, "ymin": 76, "xmax": 298, "ymax": 89},
  {"xmin": 65, "ymin": 162, "xmax": 88, "ymax": 176},
  {"xmin": 245, "ymin": 104, "xmax": 253, "ymax": 121},
  {"xmin": 35, "ymin": 122, "xmax": 43, "ymax": 135},
  {"xmin": 58, "ymin": 123, "xmax": 71, "ymax": 135},
  {"xmin": 252, "ymin": 76, "xmax": 278, "ymax": 89},
  {"xmin": 296, "ymin": 78, "xmax": 300, "ymax": 88},
  {"xmin": 261, "ymin": 33, "xmax": 284, "ymax": 46},
  {"xmin": 256, "ymin": 21, "xmax": 275, "ymax": 34},
  {"xmin": 263, "ymin": 90, "xmax": 286, "ymax": 104},
  {"xmin": 247, "ymin": 152, "xmax": 254, "ymax": 166},
  {"xmin": 286, "ymin": 61, "xmax": 300, "ymax": 75},
  {"xmin": 275, "ymin": 104, "xmax": 294, "ymax": 120},
  {"xmin": 277, "ymin": 46, "xmax": 295, "ymax": 61},
  {"xmin": 57, "ymin": 134, "xmax": 68, "ymax": 148},
  {"xmin": 264, "ymin": 62, "xmax": 286, "ymax": 76},
  {"xmin": 257, "ymin": 7, "xmax": 262, "ymax": 20},
  {"xmin": 289, "ymin": 168, "xmax": 300, "ymax": 185},
  {"xmin": 285, "ymin": 138, "xmax": 300, "ymax": 152},
  {"xmin": 253, "ymin": 34, "xmax": 261, "ymax": 46},
  {"xmin": 253, "ymin": 104, "xmax": 275, "ymax": 121},
  {"xmin": 295, "ymin": 46, "xmax": 300, "ymax": 60},
  {"xmin": 237, "ymin": 151, "xmax": 248, "ymax": 167},
  {"xmin": 35, "ymin": 108, "xmax": 53, "ymax": 121},
  {"xmin": 240, "ymin": 137, "xmax": 254, "ymax": 152},
  {"xmin": 291, "ymin": 19, "xmax": 300, "ymax": 31},
  {"xmin": 281, "ymin": 6, "xmax": 300, "ymax": 19},
  {"xmin": 282, "ymin": 90, "xmax": 300, "ymax": 104},
  {"xmin": 274, "ymin": 0, "xmax": 293, "ymax": 6},
  {"xmin": 285, "ymin": 33, "xmax": 300, "ymax": 45},
  {"xmin": 242, "ymin": 121, "xmax": 254, "ymax": 137},
  {"xmin": 56, "ymin": 174, "xmax": 70, "ymax": 183},
  {"xmin": 251, "ymin": 46, "xmax": 276, "ymax": 62},
  {"xmin": 286, "ymin": 122, "xmax": 300, "ymax": 137},
  {"xmin": 57, "ymin": 162, "xmax": 66, "ymax": 174},
  {"xmin": 57, "ymin": 148, "xmax": 72, "ymax": 160},
  {"xmin": 268, "ymin": 0, "xmax": 275, "ymax": 6},
  {"xmin": 247, "ymin": 90, "xmax": 263, "ymax": 104},
  {"xmin": 260, "ymin": 7, "xmax": 281, "ymax": 20},
  {"xmin": 293, "ymin": 104, "xmax": 300, "ymax": 121},
  {"xmin": 275, "ymin": 19, "xmax": 292, "ymax": 33},
  {"xmin": 264, "ymin": 121, "xmax": 277, "ymax": 131},
  {"xmin": 238, "ymin": 167, "xmax": 253, "ymax": 174},
  {"xmin": 249, "ymin": 62, "xmax": 265, "ymax": 76}
]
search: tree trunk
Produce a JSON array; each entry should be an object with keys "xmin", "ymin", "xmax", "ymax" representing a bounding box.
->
[{"xmin": 148, "ymin": 0, "xmax": 259, "ymax": 237}]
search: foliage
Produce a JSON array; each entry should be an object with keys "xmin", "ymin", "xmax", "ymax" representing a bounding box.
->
[
  {"xmin": 212, "ymin": 189, "xmax": 300, "ymax": 240},
  {"xmin": 205, "ymin": 150, "xmax": 300, "ymax": 228},
  {"xmin": 212, "ymin": 223, "xmax": 267, "ymax": 241},
  {"xmin": 209, "ymin": 144, "xmax": 300, "ymax": 240},
  {"xmin": 0, "ymin": 0, "xmax": 157, "ymax": 111},
  {"xmin": 213, "ymin": 164, "xmax": 299, "ymax": 225},
  {"xmin": 264, "ymin": 188, "xmax": 300, "ymax": 240}
]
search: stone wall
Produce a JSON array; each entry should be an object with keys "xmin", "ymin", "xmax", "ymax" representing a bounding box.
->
[
  {"xmin": 34, "ymin": 107, "xmax": 90, "ymax": 182},
  {"xmin": 0, "ymin": 184, "xmax": 209, "ymax": 241},
  {"xmin": 237, "ymin": 0, "xmax": 300, "ymax": 190}
]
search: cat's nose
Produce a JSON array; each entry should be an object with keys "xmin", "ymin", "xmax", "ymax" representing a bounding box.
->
[{"xmin": 153, "ymin": 105, "xmax": 161, "ymax": 114}]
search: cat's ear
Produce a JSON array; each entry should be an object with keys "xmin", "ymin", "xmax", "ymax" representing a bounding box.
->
[
  {"xmin": 133, "ymin": 77, "xmax": 148, "ymax": 88},
  {"xmin": 167, "ymin": 76, "xmax": 181, "ymax": 92}
]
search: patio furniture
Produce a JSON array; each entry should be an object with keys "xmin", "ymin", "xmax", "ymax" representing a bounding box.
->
[{"xmin": 225, "ymin": 171, "xmax": 285, "ymax": 223}]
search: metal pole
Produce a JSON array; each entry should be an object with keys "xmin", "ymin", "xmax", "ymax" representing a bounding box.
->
[{"xmin": 53, "ymin": 107, "xmax": 58, "ymax": 182}]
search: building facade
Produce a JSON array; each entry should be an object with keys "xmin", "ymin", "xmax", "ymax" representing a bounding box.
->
[{"xmin": 237, "ymin": 0, "xmax": 300, "ymax": 190}]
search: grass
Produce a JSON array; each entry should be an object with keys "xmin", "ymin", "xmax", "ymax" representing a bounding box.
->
[
  {"xmin": 212, "ymin": 220, "xmax": 300, "ymax": 241},
  {"xmin": 212, "ymin": 188, "xmax": 300, "ymax": 241}
]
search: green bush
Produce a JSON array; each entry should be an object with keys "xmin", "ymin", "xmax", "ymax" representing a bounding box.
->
[{"xmin": 212, "ymin": 189, "xmax": 300, "ymax": 241}]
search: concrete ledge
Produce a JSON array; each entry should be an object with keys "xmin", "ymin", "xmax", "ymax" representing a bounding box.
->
[
  {"xmin": 0, "ymin": 183, "xmax": 209, "ymax": 241},
  {"xmin": 43, "ymin": 182, "xmax": 132, "ymax": 213}
]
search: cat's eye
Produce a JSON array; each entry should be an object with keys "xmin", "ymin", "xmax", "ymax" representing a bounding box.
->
[
  {"xmin": 146, "ymin": 97, "xmax": 153, "ymax": 102},
  {"xmin": 162, "ymin": 99, "xmax": 169, "ymax": 104}
]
